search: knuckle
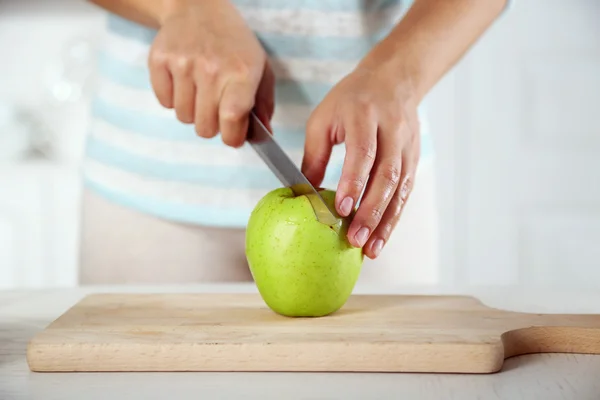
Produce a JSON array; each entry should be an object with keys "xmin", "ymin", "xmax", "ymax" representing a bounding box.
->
[
  {"xmin": 364, "ymin": 103, "xmax": 377, "ymax": 121},
  {"xmin": 387, "ymin": 109, "xmax": 406, "ymax": 126},
  {"xmin": 390, "ymin": 193, "xmax": 404, "ymax": 214},
  {"xmin": 198, "ymin": 57, "xmax": 219, "ymax": 77},
  {"xmin": 399, "ymin": 173, "xmax": 414, "ymax": 200},
  {"xmin": 149, "ymin": 49, "xmax": 169, "ymax": 66},
  {"xmin": 356, "ymin": 96, "xmax": 376, "ymax": 118},
  {"xmin": 172, "ymin": 56, "xmax": 193, "ymax": 75},
  {"xmin": 221, "ymin": 105, "xmax": 250, "ymax": 123},
  {"xmin": 355, "ymin": 142, "xmax": 376, "ymax": 162},
  {"xmin": 380, "ymin": 219, "xmax": 397, "ymax": 239},
  {"xmin": 344, "ymin": 176, "xmax": 366, "ymax": 193},
  {"xmin": 381, "ymin": 163, "xmax": 401, "ymax": 187},
  {"xmin": 366, "ymin": 206, "xmax": 385, "ymax": 226},
  {"xmin": 354, "ymin": 93, "xmax": 370, "ymax": 107},
  {"xmin": 229, "ymin": 60, "xmax": 253, "ymax": 82}
]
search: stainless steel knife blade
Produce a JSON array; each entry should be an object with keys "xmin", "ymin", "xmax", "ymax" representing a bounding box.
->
[{"xmin": 247, "ymin": 111, "xmax": 340, "ymax": 227}]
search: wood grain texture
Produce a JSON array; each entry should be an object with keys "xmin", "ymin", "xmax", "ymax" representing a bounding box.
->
[{"xmin": 25, "ymin": 293, "xmax": 600, "ymax": 373}]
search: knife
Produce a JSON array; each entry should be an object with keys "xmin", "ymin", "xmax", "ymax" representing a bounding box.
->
[{"xmin": 247, "ymin": 111, "xmax": 341, "ymax": 227}]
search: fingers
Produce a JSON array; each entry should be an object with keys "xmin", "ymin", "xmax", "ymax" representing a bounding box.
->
[
  {"xmin": 334, "ymin": 108, "xmax": 378, "ymax": 219},
  {"xmin": 346, "ymin": 119, "xmax": 401, "ymax": 249},
  {"xmin": 363, "ymin": 132, "xmax": 420, "ymax": 259},
  {"xmin": 301, "ymin": 109, "xmax": 336, "ymax": 188},
  {"xmin": 218, "ymin": 62, "xmax": 275, "ymax": 147},
  {"xmin": 148, "ymin": 34, "xmax": 270, "ymax": 147},
  {"xmin": 171, "ymin": 58, "xmax": 196, "ymax": 124},
  {"xmin": 254, "ymin": 61, "xmax": 275, "ymax": 132},
  {"xmin": 152, "ymin": 61, "xmax": 270, "ymax": 147},
  {"xmin": 148, "ymin": 53, "xmax": 173, "ymax": 109},
  {"xmin": 218, "ymin": 80, "xmax": 257, "ymax": 148},
  {"xmin": 194, "ymin": 86, "xmax": 219, "ymax": 139}
]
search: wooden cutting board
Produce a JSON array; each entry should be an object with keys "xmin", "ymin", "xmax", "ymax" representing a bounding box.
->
[{"xmin": 26, "ymin": 293, "xmax": 600, "ymax": 373}]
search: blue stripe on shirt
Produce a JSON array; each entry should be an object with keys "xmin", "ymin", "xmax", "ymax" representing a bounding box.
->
[
  {"xmin": 256, "ymin": 32, "xmax": 386, "ymax": 60},
  {"xmin": 86, "ymin": 126, "xmax": 434, "ymax": 189},
  {"xmin": 86, "ymin": 135, "xmax": 344, "ymax": 189},
  {"xmin": 84, "ymin": 177, "xmax": 255, "ymax": 228},
  {"xmin": 97, "ymin": 52, "xmax": 151, "ymax": 89},
  {"xmin": 91, "ymin": 96, "xmax": 307, "ymax": 149}
]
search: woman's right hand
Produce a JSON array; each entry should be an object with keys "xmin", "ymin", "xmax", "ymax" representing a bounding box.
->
[{"xmin": 148, "ymin": 0, "xmax": 274, "ymax": 147}]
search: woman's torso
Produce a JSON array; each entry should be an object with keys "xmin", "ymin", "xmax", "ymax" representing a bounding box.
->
[{"xmin": 84, "ymin": 0, "xmax": 433, "ymax": 228}]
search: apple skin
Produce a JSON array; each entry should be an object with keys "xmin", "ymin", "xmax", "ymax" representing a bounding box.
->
[{"xmin": 245, "ymin": 187, "xmax": 364, "ymax": 317}]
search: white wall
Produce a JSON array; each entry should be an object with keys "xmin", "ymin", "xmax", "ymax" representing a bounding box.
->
[
  {"xmin": 447, "ymin": 0, "xmax": 600, "ymax": 289},
  {"xmin": 0, "ymin": 0, "xmax": 105, "ymax": 288}
]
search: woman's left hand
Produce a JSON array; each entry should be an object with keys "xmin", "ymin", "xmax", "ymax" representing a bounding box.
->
[{"xmin": 301, "ymin": 56, "xmax": 422, "ymax": 260}]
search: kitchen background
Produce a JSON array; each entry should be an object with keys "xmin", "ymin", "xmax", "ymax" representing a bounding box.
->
[{"xmin": 1, "ymin": 0, "xmax": 599, "ymax": 290}]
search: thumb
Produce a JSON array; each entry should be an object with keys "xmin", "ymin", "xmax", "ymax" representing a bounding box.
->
[{"xmin": 301, "ymin": 111, "xmax": 334, "ymax": 188}]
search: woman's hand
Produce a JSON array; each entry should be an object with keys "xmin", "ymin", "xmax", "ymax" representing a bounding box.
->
[
  {"xmin": 299, "ymin": 0, "xmax": 508, "ymax": 258},
  {"xmin": 148, "ymin": 0, "xmax": 274, "ymax": 147},
  {"xmin": 301, "ymin": 57, "xmax": 421, "ymax": 260}
]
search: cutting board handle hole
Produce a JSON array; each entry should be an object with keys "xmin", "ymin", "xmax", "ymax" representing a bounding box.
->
[{"xmin": 501, "ymin": 326, "xmax": 600, "ymax": 360}]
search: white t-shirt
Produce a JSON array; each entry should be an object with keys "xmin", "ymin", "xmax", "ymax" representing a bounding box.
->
[{"xmin": 84, "ymin": 0, "xmax": 435, "ymax": 228}]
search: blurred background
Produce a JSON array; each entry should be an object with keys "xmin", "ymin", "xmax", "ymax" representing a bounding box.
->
[{"xmin": 1, "ymin": 0, "xmax": 599, "ymax": 290}]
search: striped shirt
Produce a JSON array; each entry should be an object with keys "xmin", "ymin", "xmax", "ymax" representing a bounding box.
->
[{"xmin": 84, "ymin": 0, "xmax": 435, "ymax": 228}]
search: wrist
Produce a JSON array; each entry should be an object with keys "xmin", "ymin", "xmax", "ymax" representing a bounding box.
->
[
  {"xmin": 159, "ymin": 0, "xmax": 203, "ymax": 25},
  {"xmin": 357, "ymin": 41, "xmax": 424, "ymax": 108}
]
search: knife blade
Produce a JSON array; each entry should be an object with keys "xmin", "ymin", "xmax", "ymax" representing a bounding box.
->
[{"xmin": 247, "ymin": 111, "xmax": 340, "ymax": 227}]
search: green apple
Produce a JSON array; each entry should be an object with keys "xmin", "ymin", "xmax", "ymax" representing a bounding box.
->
[{"xmin": 245, "ymin": 187, "xmax": 364, "ymax": 317}]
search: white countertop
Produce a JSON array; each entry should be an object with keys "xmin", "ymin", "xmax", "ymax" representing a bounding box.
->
[{"xmin": 2, "ymin": 283, "xmax": 600, "ymax": 400}]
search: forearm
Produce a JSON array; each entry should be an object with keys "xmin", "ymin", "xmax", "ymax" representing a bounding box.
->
[
  {"xmin": 87, "ymin": 0, "xmax": 199, "ymax": 28},
  {"xmin": 363, "ymin": 0, "xmax": 509, "ymax": 104}
]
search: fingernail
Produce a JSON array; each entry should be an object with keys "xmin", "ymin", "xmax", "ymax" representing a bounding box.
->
[
  {"xmin": 355, "ymin": 227, "xmax": 370, "ymax": 247},
  {"xmin": 371, "ymin": 239, "xmax": 384, "ymax": 257},
  {"xmin": 339, "ymin": 197, "xmax": 353, "ymax": 216}
]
